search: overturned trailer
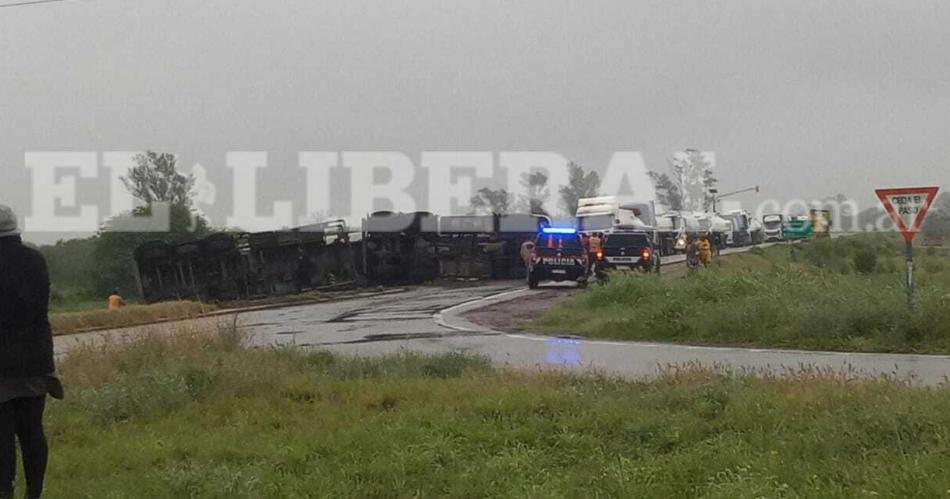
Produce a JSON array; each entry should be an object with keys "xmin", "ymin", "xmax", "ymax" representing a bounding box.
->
[
  {"xmin": 135, "ymin": 212, "xmax": 549, "ymax": 303},
  {"xmin": 134, "ymin": 240, "xmax": 182, "ymax": 303},
  {"xmin": 361, "ymin": 211, "xmax": 440, "ymax": 284},
  {"xmin": 134, "ymin": 220, "xmax": 358, "ymax": 303},
  {"xmin": 433, "ymin": 213, "xmax": 548, "ymax": 279}
]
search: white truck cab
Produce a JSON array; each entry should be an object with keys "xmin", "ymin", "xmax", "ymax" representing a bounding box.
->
[{"xmin": 762, "ymin": 214, "xmax": 784, "ymax": 242}]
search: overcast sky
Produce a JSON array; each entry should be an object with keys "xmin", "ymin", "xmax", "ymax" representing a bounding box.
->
[{"xmin": 2, "ymin": 0, "xmax": 948, "ymax": 243}]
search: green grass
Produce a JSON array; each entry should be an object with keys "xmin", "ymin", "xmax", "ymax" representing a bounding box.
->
[
  {"xmin": 51, "ymin": 301, "xmax": 215, "ymax": 336},
  {"xmin": 50, "ymin": 298, "xmax": 116, "ymax": 314},
  {"xmin": 533, "ymin": 235, "xmax": 950, "ymax": 353},
  {"xmin": 29, "ymin": 326, "xmax": 950, "ymax": 497}
]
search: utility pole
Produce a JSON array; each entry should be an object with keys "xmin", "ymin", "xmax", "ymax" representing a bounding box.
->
[
  {"xmin": 709, "ymin": 185, "xmax": 759, "ymax": 213},
  {"xmin": 0, "ymin": 0, "xmax": 71, "ymax": 8}
]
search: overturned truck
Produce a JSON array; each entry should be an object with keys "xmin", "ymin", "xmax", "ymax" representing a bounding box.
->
[
  {"xmin": 431, "ymin": 213, "xmax": 546, "ymax": 280},
  {"xmin": 359, "ymin": 211, "xmax": 547, "ymax": 283},
  {"xmin": 134, "ymin": 220, "xmax": 357, "ymax": 303},
  {"xmin": 135, "ymin": 212, "xmax": 547, "ymax": 303}
]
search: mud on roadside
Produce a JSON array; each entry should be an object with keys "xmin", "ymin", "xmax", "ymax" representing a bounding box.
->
[
  {"xmin": 462, "ymin": 288, "xmax": 579, "ymax": 332},
  {"xmin": 461, "ymin": 259, "xmax": 694, "ymax": 333}
]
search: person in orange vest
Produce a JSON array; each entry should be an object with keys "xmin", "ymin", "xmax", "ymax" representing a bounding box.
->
[
  {"xmin": 589, "ymin": 232, "xmax": 603, "ymax": 256},
  {"xmin": 107, "ymin": 290, "xmax": 126, "ymax": 311},
  {"xmin": 698, "ymin": 234, "xmax": 713, "ymax": 267},
  {"xmin": 588, "ymin": 232, "xmax": 603, "ymax": 272}
]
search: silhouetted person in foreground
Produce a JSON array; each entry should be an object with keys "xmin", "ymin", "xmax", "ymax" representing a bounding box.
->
[{"xmin": 0, "ymin": 205, "xmax": 62, "ymax": 499}]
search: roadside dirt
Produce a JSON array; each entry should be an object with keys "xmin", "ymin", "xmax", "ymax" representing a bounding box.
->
[
  {"xmin": 463, "ymin": 288, "xmax": 579, "ymax": 332},
  {"xmin": 463, "ymin": 260, "xmax": 693, "ymax": 332}
]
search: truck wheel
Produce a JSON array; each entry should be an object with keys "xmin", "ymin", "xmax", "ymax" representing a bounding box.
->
[{"xmin": 577, "ymin": 278, "xmax": 588, "ymax": 289}]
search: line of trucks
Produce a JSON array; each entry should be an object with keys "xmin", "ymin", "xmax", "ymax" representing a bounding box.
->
[
  {"xmin": 518, "ymin": 198, "xmax": 833, "ymax": 288},
  {"xmin": 574, "ymin": 196, "xmax": 831, "ymax": 251},
  {"xmin": 133, "ymin": 197, "xmax": 831, "ymax": 303}
]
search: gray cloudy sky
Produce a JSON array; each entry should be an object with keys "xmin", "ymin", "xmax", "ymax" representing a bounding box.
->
[{"xmin": 2, "ymin": 0, "xmax": 948, "ymax": 243}]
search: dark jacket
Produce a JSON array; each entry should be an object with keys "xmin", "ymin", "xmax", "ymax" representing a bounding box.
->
[{"xmin": 0, "ymin": 236, "xmax": 54, "ymax": 378}]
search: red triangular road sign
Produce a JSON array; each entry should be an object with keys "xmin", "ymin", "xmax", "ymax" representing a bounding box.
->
[{"xmin": 875, "ymin": 186, "xmax": 940, "ymax": 243}]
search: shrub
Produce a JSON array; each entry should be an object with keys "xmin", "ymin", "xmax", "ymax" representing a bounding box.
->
[
  {"xmin": 854, "ymin": 250, "xmax": 878, "ymax": 274},
  {"xmin": 877, "ymin": 257, "xmax": 899, "ymax": 274},
  {"xmin": 922, "ymin": 258, "xmax": 946, "ymax": 274}
]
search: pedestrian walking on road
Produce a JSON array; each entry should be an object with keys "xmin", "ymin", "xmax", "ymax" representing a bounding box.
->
[{"xmin": 0, "ymin": 205, "xmax": 62, "ymax": 499}]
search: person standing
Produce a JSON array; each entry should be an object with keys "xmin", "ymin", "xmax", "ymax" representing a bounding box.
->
[
  {"xmin": 587, "ymin": 232, "xmax": 603, "ymax": 274},
  {"xmin": 588, "ymin": 232, "xmax": 603, "ymax": 259},
  {"xmin": 685, "ymin": 234, "xmax": 700, "ymax": 271},
  {"xmin": 107, "ymin": 290, "xmax": 125, "ymax": 311},
  {"xmin": 0, "ymin": 205, "xmax": 60, "ymax": 499},
  {"xmin": 698, "ymin": 234, "xmax": 713, "ymax": 268}
]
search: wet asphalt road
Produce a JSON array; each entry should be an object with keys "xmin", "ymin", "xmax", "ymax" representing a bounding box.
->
[
  {"xmin": 53, "ymin": 242, "xmax": 950, "ymax": 385},
  {"xmin": 227, "ymin": 281, "xmax": 950, "ymax": 386}
]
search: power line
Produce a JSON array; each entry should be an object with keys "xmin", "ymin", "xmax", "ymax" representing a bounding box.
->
[{"xmin": 0, "ymin": 0, "xmax": 72, "ymax": 8}]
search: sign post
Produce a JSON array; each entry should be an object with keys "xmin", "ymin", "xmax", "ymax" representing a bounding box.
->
[{"xmin": 875, "ymin": 186, "xmax": 940, "ymax": 308}]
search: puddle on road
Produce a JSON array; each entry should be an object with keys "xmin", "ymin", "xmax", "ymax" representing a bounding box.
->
[
  {"xmin": 339, "ymin": 314, "xmax": 434, "ymax": 322},
  {"xmin": 312, "ymin": 330, "xmax": 499, "ymax": 345}
]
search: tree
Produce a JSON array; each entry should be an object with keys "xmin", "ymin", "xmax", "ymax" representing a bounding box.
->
[
  {"xmin": 856, "ymin": 207, "xmax": 894, "ymax": 232},
  {"xmin": 669, "ymin": 149, "xmax": 715, "ymax": 212},
  {"xmin": 518, "ymin": 171, "xmax": 550, "ymax": 216},
  {"xmin": 91, "ymin": 205, "xmax": 211, "ymax": 297},
  {"xmin": 923, "ymin": 193, "xmax": 950, "ymax": 235},
  {"xmin": 701, "ymin": 164, "xmax": 718, "ymax": 212},
  {"xmin": 647, "ymin": 171, "xmax": 683, "ymax": 211},
  {"xmin": 122, "ymin": 151, "xmax": 195, "ymax": 206},
  {"xmin": 558, "ymin": 162, "xmax": 600, "ymax": 216},
  {"xmin": 40, "ymin": 237, "xmax": 98, "ymax": 302},
  {"xmin": 92, "ymin": 151, "xmax": 209, "ymax": 298},
  {"xmin": 469, "ymin": 187, "xmax": 512, "ymax": 215}
]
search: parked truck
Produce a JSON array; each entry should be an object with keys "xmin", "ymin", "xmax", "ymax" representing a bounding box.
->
[
  {"xmin": 722, "ymin": 209, "xmax": 764, "ymax": 246},
  {"xmin": 762, "ymin": 214, "xmax": 784, "ymax": 242},
  {"xmin": 575, "ymin": 196, "xmax": 685, "ymax": 256},
  {"xmin": 782, "ymin": 215, "xmax": 815, "ymax": 241},
  {"xmin": 810, "ymin": 209, "xmax": 832, "ymax": 238}
]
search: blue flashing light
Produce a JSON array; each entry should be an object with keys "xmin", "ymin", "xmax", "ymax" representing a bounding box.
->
[{"xmin": 541, "ymin": 227, "xmax": 577, "ymax": 234}]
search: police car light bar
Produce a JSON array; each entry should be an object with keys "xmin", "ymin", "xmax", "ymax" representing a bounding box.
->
[{"xmin": 541, "ymin": 227, "xmax": 577, "ymax": 234}]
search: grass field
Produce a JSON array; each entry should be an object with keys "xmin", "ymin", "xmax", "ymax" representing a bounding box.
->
[
  {"xmin": 48, "ymin": 285, "xmax": 368, "ymax": 336},
  {"xmin": 30, "ymin": 325, "xmax": 950, "ymax": 498},
  {"xmin": 49, "ymin": 298, "xmax": 111, "ymax": 314},
  {"xmin": 533, "ymin": 235, "xmax": 950, "ymax": 354},
  {"xmin": 51, "ymin": 301, "xmax": 214, "ymax": 336}
]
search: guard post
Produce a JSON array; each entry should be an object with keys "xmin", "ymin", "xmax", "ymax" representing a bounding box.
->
[{"xmin": 905, "ymin": 240, "xmax": 914, "ymax": 308}]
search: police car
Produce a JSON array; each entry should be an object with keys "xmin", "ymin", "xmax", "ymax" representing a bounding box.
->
[{"xmin": 526, "ymin": 227, "xmax": 588, "ymax": 289}]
